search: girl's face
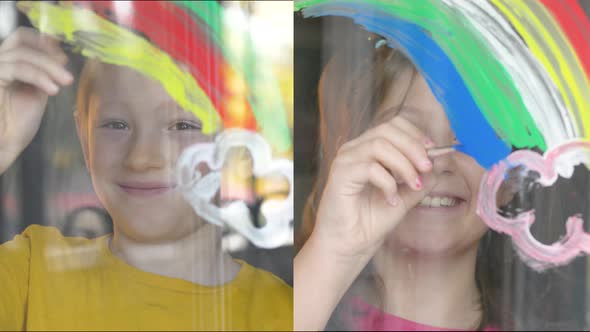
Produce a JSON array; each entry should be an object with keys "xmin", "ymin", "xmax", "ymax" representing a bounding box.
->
[
  {"xmin": 77, "ymin": 63, "xmax": 212, "ymax": 242},
  {"xmin": 377, "ymin": 71, "xmax": 488, "ymax": 256}
]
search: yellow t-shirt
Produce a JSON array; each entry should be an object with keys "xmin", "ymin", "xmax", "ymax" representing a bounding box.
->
[{"xmin": 0, "ymin": 225, "xmax": 292, "ymax": 331}]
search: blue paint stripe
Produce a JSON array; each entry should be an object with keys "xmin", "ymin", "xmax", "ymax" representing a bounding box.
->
[{"xmin": 302, "ymin": 3, "xmax": 511, "ymax": 168}]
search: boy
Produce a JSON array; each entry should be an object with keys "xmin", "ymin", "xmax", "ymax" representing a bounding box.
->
[{"xmin": 0, "ymin": 27, "xmax": 292, "ymax": 331}]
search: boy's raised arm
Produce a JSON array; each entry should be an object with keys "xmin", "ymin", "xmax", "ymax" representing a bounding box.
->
[{"xmin": 0, "ymin": 27, "xmax": 73, "ymax": 175}]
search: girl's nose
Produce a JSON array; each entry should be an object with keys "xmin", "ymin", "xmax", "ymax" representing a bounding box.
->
[
  {"xmin": 423, "ymin": 104, "xmax": 457, "ymax": 148},
  {"xmin": 426, "ymin": 113, "xmax": 459, "ymax": 174}
]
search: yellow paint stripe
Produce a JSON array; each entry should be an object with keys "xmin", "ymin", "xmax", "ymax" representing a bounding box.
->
[
  {"xmin": 491, "ymin": 0, "xmax": 590, "ymax": 138},
  {"xmin": 22, "ymin": 1, "xmax": 220, "ymax": 134}
]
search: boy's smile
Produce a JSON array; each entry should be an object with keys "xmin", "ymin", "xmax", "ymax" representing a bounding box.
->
[{"xmin": 117, "ymin": 180, "xmax": 176, "ymax": 197}]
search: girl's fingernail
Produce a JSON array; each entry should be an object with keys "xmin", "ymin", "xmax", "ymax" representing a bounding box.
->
[
  {"xmin": 422, "ymin": 159, "xmax": 432, "ymax": 169},
  {"xmin": 388, "ymin": 194, "xmax": 399, "ymax": 207},
  {"xmin": 415, "ymin": 176, "xmax": 423, "ymax": 190}
]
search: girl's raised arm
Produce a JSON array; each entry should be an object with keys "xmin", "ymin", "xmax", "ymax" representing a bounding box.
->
[{"xmin": 295, "ymin": 114, "xmax": 437, "ymax": 330}]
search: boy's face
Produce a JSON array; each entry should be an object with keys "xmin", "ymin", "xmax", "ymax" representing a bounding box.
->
[{"xmin": 77, "ymin": 63, "xmax": 213, "ymax": 242}]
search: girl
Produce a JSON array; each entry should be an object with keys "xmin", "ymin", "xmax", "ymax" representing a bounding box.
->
[
  {"xmin": 0, "ymin": 27, "xmax": 292, "ymax": 330},
  {"xmin": 294, "ymin": 30, "xmax": 513, "ymax": 331}
]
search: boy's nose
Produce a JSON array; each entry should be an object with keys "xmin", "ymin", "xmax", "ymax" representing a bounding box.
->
[{"xmin": 123, "ymin": 131, "xmax": 167, "ymax": 171}]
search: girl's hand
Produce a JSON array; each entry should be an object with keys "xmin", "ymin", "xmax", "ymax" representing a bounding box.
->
[
  {"xmin": 312, "ymin": 115, "xmax": 438, "ymax": 262},
  {"xmin": 0, "ymin": 27, "xmax": 73, "ymax": 174}
]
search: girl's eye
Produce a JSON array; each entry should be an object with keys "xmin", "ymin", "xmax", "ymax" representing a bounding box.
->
[
  {"xmin": 171, "ymin": 121, "xmax": 202, "ymax": 131},
  {"xmin": 101, "ymin": 121, "xmax": 128, "ymax": 130}
]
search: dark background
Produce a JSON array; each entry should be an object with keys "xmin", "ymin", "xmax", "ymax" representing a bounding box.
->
[{"xmin": 294, "ymin": 8, "xmax": 590, "ymax": 331}]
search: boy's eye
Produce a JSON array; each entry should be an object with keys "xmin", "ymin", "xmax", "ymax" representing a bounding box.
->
[
  {"xmin": 170, "ymin": 121, "xmax": 202, "ymax": 131},
  {"xmin": 101, "ymin": 121, "xmax": 128, "ymax": 130}
]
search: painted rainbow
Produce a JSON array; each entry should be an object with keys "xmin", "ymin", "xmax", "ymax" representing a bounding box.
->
[
  {"xmin": 19, "ymin": 0, "xmax": 292, "ymax": 153},
  {"xmin": 296, "ymin": 0, "xmax": 590, "ymax": 169}
]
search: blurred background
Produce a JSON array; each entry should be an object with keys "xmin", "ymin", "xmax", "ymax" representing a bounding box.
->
[{"xmin": 0, "ymin": 0, "xmax": 293, "ymax": 286}]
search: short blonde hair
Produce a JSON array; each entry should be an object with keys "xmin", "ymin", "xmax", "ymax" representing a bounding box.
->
[{"xmin": 75, "ymin": 58, "xmax": 102, "ymax": 126}]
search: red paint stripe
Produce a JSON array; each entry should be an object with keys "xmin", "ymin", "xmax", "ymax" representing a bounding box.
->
[
  {"xmin": 540, "ymin": 0, "xmax": 590, "ymax": 80},
  {"xmin": 70, "ymin": 1, "xmax": 256, "ymax": 130}
]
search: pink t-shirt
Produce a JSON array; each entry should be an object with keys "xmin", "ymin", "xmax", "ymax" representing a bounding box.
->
[{"xmin": 344, "ymin": 296, "xmax": 499, "ymax": 331}]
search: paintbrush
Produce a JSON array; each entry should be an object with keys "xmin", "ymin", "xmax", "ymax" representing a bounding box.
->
[{"xmin": 427, "ymin": 144, "xmax": 461, "ymax": 158}]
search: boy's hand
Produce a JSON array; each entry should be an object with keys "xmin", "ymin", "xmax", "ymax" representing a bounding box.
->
[{"xmin": 0, "ymin": 27, "xmax": 73, "ymax": 174}]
